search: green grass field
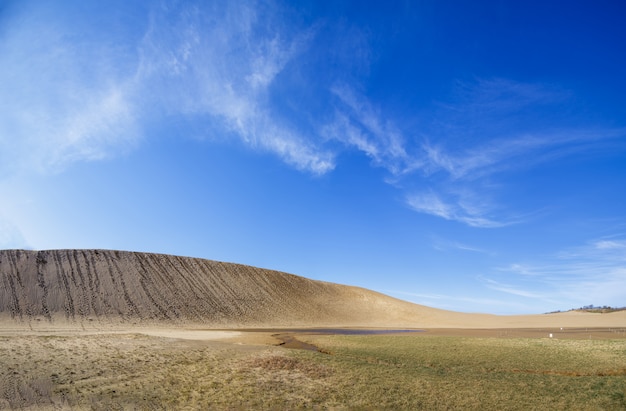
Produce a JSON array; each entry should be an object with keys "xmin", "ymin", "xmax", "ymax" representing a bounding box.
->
[
  {"xmin": 1, "ymin": 333, "xmax": 625, "ymax": 410},
  {"xmin": 295, "ymin": 334, "xmax": 626, "ymax": 409}
]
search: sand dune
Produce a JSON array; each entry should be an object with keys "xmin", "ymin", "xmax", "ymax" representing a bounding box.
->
[{"xmin": 1, "ymin": 249, "xmax": 625, "ymax": 330}]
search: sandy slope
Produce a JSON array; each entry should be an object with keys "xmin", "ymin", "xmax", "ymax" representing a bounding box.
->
[{"xmin": 1, "ymin": 249, "xmax": 625, "ymax": 330}]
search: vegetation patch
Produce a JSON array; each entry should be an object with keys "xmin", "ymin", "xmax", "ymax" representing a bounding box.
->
[{"xmin": 1, "ymin": 333, "xmax": 625, "ymax": 410}]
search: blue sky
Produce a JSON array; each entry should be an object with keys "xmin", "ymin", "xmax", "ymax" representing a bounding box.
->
[{"xmin": 1, "ymin": 0, "xmax": 625, "ymax": 314}]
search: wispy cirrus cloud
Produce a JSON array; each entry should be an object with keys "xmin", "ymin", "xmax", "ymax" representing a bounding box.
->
[
  {"xmin": 0, "ymin": 0, "xmax": 338, "ymax": 250},
  {"xmin": 324, "ymin": 85, "xmax": 410, "ymax": 174},
  {"xmin": 421, "ymin": 127, "xmax": 626, "ymax": 181},
  {"xmin": 0, "ymin": 1, "xmax": 336, "ymax": 177},
  {"xmin": 135, "ymin": 1, "xmax": 336, "ymax": 174},
  {"xmin": 442, "ymin": 78, "xmax": 569, "ymax": 117},
  {"xmin": 593, "ymin": 240, "xmax": 626, "ymax": 251},
  {"xmin": 2, "ymin": 1, "xmax": 624, "ymax": 229},
  {"xmin": 482, "ymin": 278, "xmax": 547, "ymax": 299},
  {"xmin": 321, "ymin": 78, "xmax": 624, "ymax": 228},
  {"xmin": 401, "ymin": 79, "xmax": 626, "ymax": 227},
  {"xmin": 386, "ymin": 234, "xmax": 626, "ymax": 313},
  {"xmin": 0, "ymin": 2, "xmax": 140, "ymax": 175},
  {"xmin": 486, "ymin": 236, "xmax": 626, "ymax": 309},
  {"xmin": 406, "ymin": 190, "xmax": 513, "ymax": 228},
  {"xmin": 431, "ymin": 237, "xmax": 490, "ymax": 254}
]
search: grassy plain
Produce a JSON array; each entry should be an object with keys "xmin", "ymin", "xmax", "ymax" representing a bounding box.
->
[
  {"xmin": 301, "ymin": 333, "xmax": 626, "ymax": 409},
  {"xmin": 1, "ymin": 331, "xmax": 626, "ymax": 410}
]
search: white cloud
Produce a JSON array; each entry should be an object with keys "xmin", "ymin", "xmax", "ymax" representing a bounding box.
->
[
  {"xmin": 432, "ymin": 238, "xmax": 490, "ymax": 254},
  {"xmin": 398, "ymin": 79, "xmax": 626, "ymax": 226},
  {"xmin": 325, "ymin": 85, "xmax": 409, "ymax": 174},
  {"xmin": 136, "ymin": 1, "xmax": 334, "ymax": 175},
  {"xmin": 2, "ymin": 2, "xmax": 624, "ymax": 228},
  {"xmin": 483, "ymin": 278, "xmax": 546, "ymax": 299},
  {"xmin": 0, "ymin": 1, "xmax": 336, "ymax": 178},
  {"xmin": 406, "ymin": 192, "xmax": 454, "ymax": 220},
  {"xmin": 447, "ymin": 78, "xmax": 569, "ymax": 115},
  {"xmin": 593, "ymin": 240, "xmax": 626, "ymax": 250},
  {"xmin": 316, "ymin": 78, "xmax": 625, "ymax": 228},
  {"xmin": 504, "ymin": 264, "xmax": 538, "ymax": 276},
  {"xmin": 488, "ymin": 236, "xmax": 626, "ymax": 309},
  {"xmin": 324, "ymin": 113, "xmax": 381, "ymax": 160},
  {"xmin": 406, "ymin": 191, "xmax": 509, "ymax": 228},
  {"xmin": 421, "ymin": 128, "xmax": 625, "ymax": 182},
  {"xmin": 0, "ymin": 3, "xmax": 140, "ymax": 176}
]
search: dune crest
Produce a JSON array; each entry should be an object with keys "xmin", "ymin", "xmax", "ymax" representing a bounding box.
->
[{"xmin": 0, "ymin": 249, "xmax": 441, "ymax": 327}]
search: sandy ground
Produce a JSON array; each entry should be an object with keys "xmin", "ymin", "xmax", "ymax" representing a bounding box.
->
[
  {"xmin": 2, "ymin": 309, "xmax": 625, "ymax": 332},
  {"xmin": 2, "ymin": 327, "xmax": 625, "ymax": 410},
  {"xmin": 2, "ymin": 319, "xmax": 625, "ymax": 408},
  {"xmin": 130, "ymin": 329, "xmax": 242, "ymax": 340},
  {"xmin": 2, "ymin": 320, "xmax": 625, "ymax": 345},
  {"xmin": 2, "ymin": 308, "xmax": 626, "ymax": 338}
]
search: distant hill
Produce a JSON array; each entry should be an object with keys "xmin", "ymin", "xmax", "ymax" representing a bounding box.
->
[
  {"xmin": 547, "ymin": 306, "xmax": 626, "ymax": 314},
  {"xmin": 2, "ymin": 249, "xmax": 625, "ymax": 329}
]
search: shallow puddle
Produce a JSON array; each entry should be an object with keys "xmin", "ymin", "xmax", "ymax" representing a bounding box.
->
[{"xmin": 298, "ymin": 328, "xmax": 424, "ymax": 335}]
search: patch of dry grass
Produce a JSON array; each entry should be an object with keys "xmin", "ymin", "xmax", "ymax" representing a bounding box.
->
[
  {"xmin": 1, "ymin": 333, "xmax": 625, "ymax": 410},
  {"xmin": 299, "ymin": 334, "xmax": 626, "ymax": 409},
  {"xmin": 0, "ymin": 333, "xmax": 337, "ymax": 410}
]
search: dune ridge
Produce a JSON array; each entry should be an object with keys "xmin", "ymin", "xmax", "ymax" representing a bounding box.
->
[
  {"xmin": 0, "ymin": 249, "xmax": 441, "ymax": 327},
  {"xmin": 1, "ymin": 249, "xmax": 625, "ymax": 329}
]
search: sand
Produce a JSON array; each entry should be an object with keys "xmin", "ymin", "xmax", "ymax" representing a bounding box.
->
[{"xmin": 3, "ymin": 249, "xmax": 625, "ymax": 331}]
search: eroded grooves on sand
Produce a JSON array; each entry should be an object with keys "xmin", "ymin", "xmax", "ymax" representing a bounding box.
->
[
  {"xmin": 1, "ymin": 249, "xmax": 448, "ymax": 327},
  {"xmin": 35, "ymin": 251, "xmax": 51, "ymax": 321},
  {"xmin": 2, "ymin": 250, "xmax": 22, "ymax": 319},
  {"xmin": 50, "ymin": 250, "xmax": 75, "ymax": 320}
]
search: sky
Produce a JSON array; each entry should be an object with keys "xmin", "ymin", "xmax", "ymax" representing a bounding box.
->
[{"xmin": 1, "ymin": 0, "xmax": 625, "ymax": 315}]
